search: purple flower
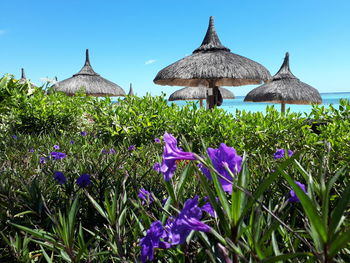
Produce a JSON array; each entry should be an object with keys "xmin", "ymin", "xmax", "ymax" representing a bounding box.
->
[
  {"xmin": 206, "ymin": 143, "xmax": 242, "ymax": 194},
  {"xmin": 128, "ymin": 145, "xmax": 136, "ymax": 151},
  {"xmin": 162, "ymin": 197, "xmax": 168, "ymax": 207},
  {"xmin": 154, "ymin": 138, "xmax": 161, "ymax": 143},
  {"xmin": 201, "ymin": 202, "xmax": 215, "ymax": 217},
  {"xmin": 160, "ymin": 133, "xmax": 196, "ymax": 181},
  {"xmin": 76, "ymin": 173, "xmax": 91, "ymax": 188},
  {"xmin": 101, "ymin": 149, "xmax": 108, "ymax": 154},
  {"xmin": 202, "ymin": 196, "xmax": 219, "ymax": 217},
  {"xmin": 274, "ymin": 149, "xmax": 285, "ymax": 159},
  {"xmin": 197, "ymin": 163, "xmax": 212, "ymax": 180},
  {"xmin": 289, "ymin": 181, "xmax": 307, "ymax": 202},
  {"xmin": 140, "ymin": 221, "xmax": 170, "ymax": 263},
  {"xmin": 39, "ymin": 157, "xmax": 46, "ymax": 164},
  {"xmin": 138, "ymin": 188, "xmax": 154, "ymax": 204},
  {"xmin": 80, "ymin": 131, "xmax": 87, "ymax": 136},
  {"xmin": 108, "ymin": 148, "xmax": 116, "ymax": 154},
  {"xmin": 53, "ymin": 145, "xmax": 60, "ymax": 150},
  {"xmin": 139, "ymin": 197, "xmax": 210, "ymax": 262},
  {"xmin": 53, "ymin": 171, "xmax": 67, "ymax": 185},
  {"xmin": 51, "ymin": 152, "xmax": 66, "ymax": 160},
  {"xmin": 70, "ymin": 140, "xmax": 74, "ymax": 144},
  {"xmin": 153, "ymin": 162, "xmax": 161, "ymax": 173},
  {"xmin": 12, "ymin": 135, "xmax": 18, "ymax": 139},
  {"xmin": 29, "ymin": 148, "xmax": 35, "ymax": 153},
  {"xmin": 274, "ymin": 148, "xmax": 293, "ymax": 160},
  {"xmin": 166, "ymin": 196, "xmax": 210, "ymax": 245}
]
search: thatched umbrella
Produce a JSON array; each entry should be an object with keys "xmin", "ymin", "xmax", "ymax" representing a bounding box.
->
[
  {"xmin": 169, "ymin": 86, "xmax": 235, "ymax": 108},
  {"xmin": 244, "ymin": 52, "xmax": 322, "ymax": 112},
  {"xmin": 128, "ymin": 83, "xmax": 134, "ymax": 96},
  {"xmin": 154, "ymin": 16, "xmax": 271, "ymax": 109},
  {"xmin": 54, "ymin": 49, "xmax": 126, "ymax": 97},
  {"xmin": 18, "ymin": 68, "xmax": 36, "ymax": 87}
]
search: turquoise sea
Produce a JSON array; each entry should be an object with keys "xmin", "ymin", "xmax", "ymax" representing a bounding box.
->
[{"xmin": 171, "ymin": 92, "xmax": 350, "ymax": 116}]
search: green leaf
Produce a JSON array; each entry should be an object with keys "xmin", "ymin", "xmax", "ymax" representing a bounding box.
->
[
  {"xmin": 329, "ymin": 182, "xmax": 350, "ymax": 235},
  {"xmin": 294, "ymin": 159, "xmax": 318, "ymax": 201},
  {"xmin": 175, "ymin": 164, "xmax": 192, "ymax": 198},
  {"xmin": 118, "ymin": 207, "xmax": 127, "ymax": 226},
  {"xmin": 40, "ymin": 245, "xmax": 53, "ymax": 263},
  {"xmin": 327, "ymin": 167, "xmax": 345, "ymax": 193},
  {"xmin": 328, "ymin": 229, "xmax": 350, "ymax": 258},
  {"xmin": 294, "ymin": 160, "xmax": 313, "ymax": 186},
  {"xmin": 60, "ymin": 250, "xmax": 72, "ymax": 262},
  {"xmin": 85, "ymin": 192, "xmax": 108, "ymax": 220},
  {"xmin": 281, "ymin": 172, "xmax": 327, "ymax": 243},
  {"xmin": 161, "ymin": 196, "xmax": 173, "ymax": 224},
  {"xmin": 13, "ymin": 210, "xmax": 36, "ymax": 218},
  {"xmin": 131, "ymin": 210, "xmax": 145, "ymax": 233},
  {"xmin": 0, "ymin": 231, "xmax": 11, "ymax": 247},
  {"xmin": 210, "ymin": 168, "xmax": 231, "ymax": 222},
  {"xmin": 238, "ymin": 172, "xmax": 277, "ymax": 224},
  {"xmin": 164, "ymin": 180, "xmax": 177, "ymax": 205},
  {"xmin": 271, "ymin": 231, "xmax": 281, "ymax": 261},
  {"xmin": 262, "ymin": 252, "xmax": 313, "ymax": 263},
  {"xmin": 10, "ymin": 223, "xmax": 56, "ymax": 243},
  {"xmin": 68, "ymin": 197, "xmax": 79, "ymax": 238},
  {"xmin": 238, "ymin": 154, "xmax": 297, "ymax": 225},
  {"xmin": 231, "ymin": 154, "xmax": 248, "ymax": 225},
  {"xmin": 198, "ymin": 173, "xmax": 230, "ymax": 235}
]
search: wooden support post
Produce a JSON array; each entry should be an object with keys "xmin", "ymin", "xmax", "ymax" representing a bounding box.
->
[
  {"xmin": 207, "ymin": 80, "xmax": 216, "ymax": 109},
  {"xmin": 213, "ymin": 86, "xmax": 220, "ymax": 106},
  {"xmin": 199, "ymin": 99, "xmax": 203, "ymax": 108},
  {"xmin": 281, "ymin": 103, "xmax": 285, "ymax": 113}
]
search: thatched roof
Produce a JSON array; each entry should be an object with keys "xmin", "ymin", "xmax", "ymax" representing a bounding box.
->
[
  {"xmin": 18, "ymin": 68, "xmax": 36, "ymax": 87},
  {"xmin": 154, "ymin": 16, "xmax": 271, "ymax": 87},
  {"xmin": 54, "ymin": 49, "xmax": 126, "ymax": 97},
  {"xmin": 168, "ymin": 86, "xmax": 235, "ymax": 101},
  {"xmin": 244, "ymin": 52, "xmax": 322, "ymax": 105},
  {"xmin": 128, "ymin": 83, "xmax": 134, "ymax": 96}
]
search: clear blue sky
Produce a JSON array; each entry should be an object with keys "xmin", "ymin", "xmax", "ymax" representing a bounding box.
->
[{"xmin": 1, "ymin": 0, "xmax": 349, "ymax": 96}]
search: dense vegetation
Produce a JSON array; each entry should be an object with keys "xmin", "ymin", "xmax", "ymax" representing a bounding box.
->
[{"xmin": 0, "ymin": 74, "xmax": 349, "ymax": 262}]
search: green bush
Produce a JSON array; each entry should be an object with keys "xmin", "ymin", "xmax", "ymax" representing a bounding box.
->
[
  {"xmin": 0, "ymin": 75, "xmax": 95, "ymax": 134},
  {"xmin": 0, "ymin": 74, "xmax": 349, "ymax": 262}
]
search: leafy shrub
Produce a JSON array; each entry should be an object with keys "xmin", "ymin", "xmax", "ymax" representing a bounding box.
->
[
  {"xmin": 0, "ymin": 75, "xmax": 95, "ymax": 134},
  {"xmin": 0, "ymin": 74, "xmax": 349, "ymax": 262}
]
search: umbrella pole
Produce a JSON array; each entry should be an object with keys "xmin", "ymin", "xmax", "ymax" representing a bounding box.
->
[
  {"xmin": 281, "ymin": 103, "xmax": 285, "ymax": 113},
  {"xmin": 208, "ymin": 80, "xmax": 215, "ymax": 109},
  {"xmin": 206, "ymin": 89, "xmax": 210, "ymax": 109},
  {"xmin": 199, "ymin": 99, "xmax": 203, "ymax": 108},
  {"xmin": 213, "ymin": 86, "xmax": 220, "ymax": 106}
]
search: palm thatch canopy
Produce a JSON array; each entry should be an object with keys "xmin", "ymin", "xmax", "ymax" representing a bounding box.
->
[
  {"xmin": 169, "ymin": 86, "xmax": 235, "ymax": 101},
  {"xmin": 244, "ymin": 52, "xmax": 322, "ymax": 112},
  {"xmin": 18, "ymin": 68, "xmax": 36, "ymax": 87},
  {"xmin": 54, "ymin": 49, "xmax": 126, "ymax": 97},
  {"xmin": 153, "ymin": 16, "xmax": 271, "ymax": 108},
  {"xmin": 128, "ymin": 83, "xmax": 134, "ymax": 96},
  {"xmin": 154, "ymin": 16, "xmax": 271, "ymax": 87}
]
